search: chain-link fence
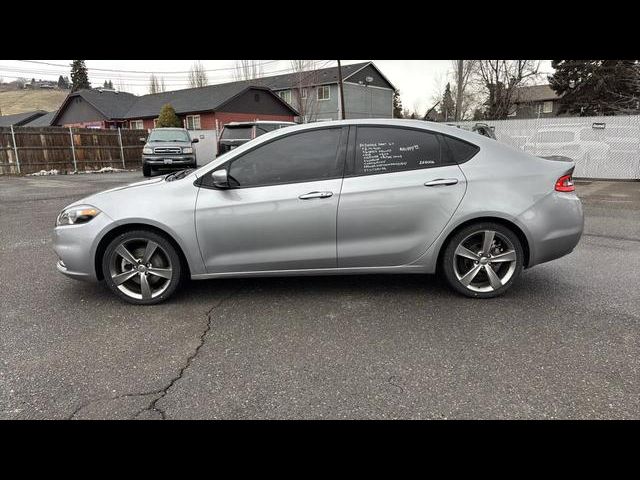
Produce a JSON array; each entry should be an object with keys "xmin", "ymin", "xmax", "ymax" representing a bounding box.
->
[{"xmin": 451, "ymin": 115, "xmax": 640, "ymax": 180}]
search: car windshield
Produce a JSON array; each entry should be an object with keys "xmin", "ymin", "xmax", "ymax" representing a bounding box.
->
[
  {"xmin": 148, "ymin": 130, "xmax": 190, "ymax": 142},
  {"xmin": 221, "ymin": 126, "xmax": 253, "ymax": 140}
]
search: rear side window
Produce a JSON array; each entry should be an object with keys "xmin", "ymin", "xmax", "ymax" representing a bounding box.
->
[
  {"xmin": 441, "ymin": 135, "xmax": 480, "ymax": 164},
  {"xmin": 354, "ymin": 127, "xmax": 446, "ymax": 175},
  {"xmin": 228, "ymin": 128, "xmax": 343, "ymax": 187},
  {"xmin": 221, "ymin": 127, "xmax": 253, "ymax": 140}
]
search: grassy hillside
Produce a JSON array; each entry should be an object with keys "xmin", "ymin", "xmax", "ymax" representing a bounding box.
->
[{"xmin": 0, "ymin": 89, "xmax": 68, "ymax": 115}]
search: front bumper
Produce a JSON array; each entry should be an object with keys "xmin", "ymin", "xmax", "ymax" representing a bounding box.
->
[
  {"xmin": 53, "ymin": 211, "xmax": 115, "ymax": 282},
  {"xmin": 143, "ymin": 155, "xmax": 196, "ymax": 168}
]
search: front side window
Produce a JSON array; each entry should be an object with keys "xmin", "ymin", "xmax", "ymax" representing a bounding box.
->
[
  {"xmin": 317, "ymin": 85, "xmax": 330, "ymax": 101},
  {"xmin": 186, "ymin": 115, "xmax": 201, "ymax": 130},
  {"xmin": 227, "ymin": 128, "xmax": 342, "ymax": 187},
  {"xmin": 354, "ymin": 127, "xmax": 448, "ymax": 176}
]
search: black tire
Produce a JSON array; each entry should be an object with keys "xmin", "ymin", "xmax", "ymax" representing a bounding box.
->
[
  {"xmin": 142, "ymin": 163, "xmax": 152, "ymax": 177},
  {"xmin": 101, "ymin": 229, "xmax": 183, "ymax": 305},
  {"xmin": 441, "ymin": 222, "xmax": 524, "ymax": 299}
]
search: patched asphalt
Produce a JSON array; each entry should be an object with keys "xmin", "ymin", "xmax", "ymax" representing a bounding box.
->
[{"xmin": 0, "ymin": 172, "xmax": 638, "ymax": 419}]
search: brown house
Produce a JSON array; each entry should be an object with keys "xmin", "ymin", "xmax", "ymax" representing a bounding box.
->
[
  {"xmin": 51, "ymin": 84, "xmax": 298, "ymax": 130},
  {"xmin": 511, "ymin": 85, "xmax": 563, "ymax": 119}
]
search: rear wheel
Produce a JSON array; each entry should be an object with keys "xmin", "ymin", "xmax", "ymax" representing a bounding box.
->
[
  {"xmin": 102, "ymin": 230, "xmax": 182, "ymax": 305},
  {"xmin": 441, "ymin": 222, "xmax": 523, "ymax": 298}
]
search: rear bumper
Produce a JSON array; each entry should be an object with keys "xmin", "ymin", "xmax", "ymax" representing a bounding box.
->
[{"xmin": 519, "ymin": 191, "xmax": 584, "ymax": 267}]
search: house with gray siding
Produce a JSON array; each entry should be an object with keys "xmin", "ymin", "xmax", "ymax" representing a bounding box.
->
[{"xmin": 254, "ymin": 62, "xmax": 396, "ymax": 122}]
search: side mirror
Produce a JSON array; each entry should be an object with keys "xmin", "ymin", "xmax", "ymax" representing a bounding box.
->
[
  {"xmin": 139, "ymin": 137, "xmax": 146, "ymax": 143},
  {"xmin": 191, "ymin": 138, "xmax": 199, "ymax": 144},
  {"xmin": 211, "ymin": 169, "xmax": 229, "ymax": 188}
]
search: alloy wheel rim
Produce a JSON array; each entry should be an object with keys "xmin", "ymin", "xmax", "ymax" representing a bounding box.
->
[
  {"xmin": 453, "ymin": 230, "xmax": 517, "ymax": 293},
  {"xmin": 109, "ymin": 238, "xmax": 172, "ymax": 300}
]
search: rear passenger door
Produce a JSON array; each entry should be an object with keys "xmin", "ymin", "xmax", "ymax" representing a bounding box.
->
[{"xmin": 337, "ymin": 126, "xmax": 475, "ymax": 268}]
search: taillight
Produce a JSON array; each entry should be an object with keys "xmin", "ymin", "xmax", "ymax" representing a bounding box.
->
[{"xmin": 555, "ymin": 174, "xmax": 575, "ymax": 192}]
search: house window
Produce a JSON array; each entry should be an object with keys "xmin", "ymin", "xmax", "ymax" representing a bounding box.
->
[
  {"xmin": 278, "ymin": 90, "xmax": 292, "ymax": 104},
  {"xmin": 317, "ymin": 85, "xmax": 330, "ymax": 101},
  {"xmin": 301, "ymin": 88, "xmax": 307, "ymax": 99},
  {"xmin": 153, "ymin": 119, "xmax": 158, "ymax": 128},
  {"xmin": 543, "ymin": 101, "xmax": 553, "ymax": 114},
  {"xmin": 130, "ymin": 120, "xmax": 144, "ymax": 129},
  {"xmin": 186, "ymin": 115, "xmax": 201, "ymax": 130}
]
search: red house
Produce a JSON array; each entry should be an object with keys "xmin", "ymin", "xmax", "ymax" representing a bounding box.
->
[{"xmin": 51, "ymin": 84, "xmax": 298, "ymax": 131}]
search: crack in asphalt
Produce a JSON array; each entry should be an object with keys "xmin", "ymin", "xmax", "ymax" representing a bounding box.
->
[
  {"xmin": 68, "ymin": 288, "xmax": 242, "ymax": 420},
  {"xmin": 583, "ymin": 233, "xmax": 640, "ymax": 243},
  {"xmin": 387, "ymin": 376, "xmax": 404, "ymax": 394}
]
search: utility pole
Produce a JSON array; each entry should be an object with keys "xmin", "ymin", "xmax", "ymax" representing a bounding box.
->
[
  {"xmin": 455, "ymin": 60, "xmax": 464, "ymax": 121},
  {"xmin": 337, "ymin": 60, "xmax": 346, "ymax": 120}
]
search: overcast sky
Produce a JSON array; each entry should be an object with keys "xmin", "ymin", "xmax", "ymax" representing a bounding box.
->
[{"xmin": 0, "ymin": 60, "xmax": 553, "ymax": 116}]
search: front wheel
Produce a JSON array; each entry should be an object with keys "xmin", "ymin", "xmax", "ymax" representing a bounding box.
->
[
  {"xmin": 102, "ymin": 230, "xmax": 182, "ymax": 305},
  {"xmin": 441, "ymin": 222, "xmax": 524, "ymax": 298},
  {"xmin": 142, "ymin": 163, "xmax": 152, "ymax": 177}
]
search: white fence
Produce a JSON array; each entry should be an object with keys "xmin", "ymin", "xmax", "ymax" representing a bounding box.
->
[{"xmin": 452, "ymin": 115, "xmax": 640, "ymax": 180}]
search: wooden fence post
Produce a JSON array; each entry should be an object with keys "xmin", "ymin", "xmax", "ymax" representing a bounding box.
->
[
  {"xmin": 68, "ymin": 127, "xmax": 77, "ymax": 172},
  {"xmin": 118, "ymin": 128, "xmax": 125, "ymax": 169},
  {"xmin": 10, "ymin": 125, "xmax": 20, "ymax": 174}
]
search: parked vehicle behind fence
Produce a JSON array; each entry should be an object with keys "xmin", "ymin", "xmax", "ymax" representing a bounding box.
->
[
  {"xmin": 54, "ymin": 119, "xmax": 583, "ymax": 305},
  {"xmin": 141, "ymin": 127, "xmax": 199, "ymax": 177},
  {"xmin": 217, "ymin": 121, "xmax": 296, "ymax": 156}
]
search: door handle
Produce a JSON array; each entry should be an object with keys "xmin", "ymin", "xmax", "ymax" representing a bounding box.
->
[
  {"xmin": 298, "ymin": 191, "xmax": 333, "ymax": 200},
  {"xmin": 424, "ymin": 178, "xmax": 458, "ymax": 187}
]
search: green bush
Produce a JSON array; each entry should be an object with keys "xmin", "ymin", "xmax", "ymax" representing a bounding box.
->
[{"xmin": 155, "ymin": 104, "xmax": 182, "ymax": 128}]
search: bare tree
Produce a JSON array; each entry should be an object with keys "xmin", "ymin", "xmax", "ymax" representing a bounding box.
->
[
  {"xmin": 188, "ymin": 61, "xmax": 209, "ymax": 88},
  {"xmin": 233, "ymin": 60, "xmax": 264, "ymax": 81},
  {"xmin": 473, "ymin": 60, "xmax": 542, "ymax": 120},
  {"xmin": 159, "ymin": 77, "xmax": 166, "ymax": 92},
  {"xmin": 451, "ymin": 60, "xmax": 478, "ymax": 121},
  {"xmin": 289, "ymin": 60, "xmax": 322, "ymax": 122},
  {"xmin": 149, "ymin": 74, "xmax": 160, "ymax": 94}
]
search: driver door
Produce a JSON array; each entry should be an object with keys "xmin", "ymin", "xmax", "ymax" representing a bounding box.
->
[{"xmin": 195, "ymin": 126, "xmax": 348, "ymax": 273}]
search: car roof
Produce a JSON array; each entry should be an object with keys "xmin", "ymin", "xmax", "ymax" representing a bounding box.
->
[{"xmin": 225, "ymin": 121, "xmax": 297, "ymax": 127}]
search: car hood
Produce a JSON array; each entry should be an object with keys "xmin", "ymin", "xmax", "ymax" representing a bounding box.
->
[
  {"xmin": 66, "ymin": 176, "xmax": 166, "ymax": 210},
  {"xmin": 146, "ymin": 141, "xmax": 190, "ymax": 149}
]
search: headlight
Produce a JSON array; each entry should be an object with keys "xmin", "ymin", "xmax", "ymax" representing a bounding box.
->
[
  {"xmin": 143, "ymin": 147, "xmax": 153, "ymax": 155},
  {"xmin": 56, "ymin": 205, "xmax": 101, "ymax": 226},
  {"xmin": 182, "ymin": 147, "xmax": 193, "ymax": 154}
]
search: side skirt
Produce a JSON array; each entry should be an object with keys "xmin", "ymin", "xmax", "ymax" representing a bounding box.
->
[{"xmin": 191, "ymin": 264, "xmax": 430, "ymax": 280}]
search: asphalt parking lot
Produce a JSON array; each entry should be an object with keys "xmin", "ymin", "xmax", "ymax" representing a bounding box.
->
[{"xmin": 1, "ymin": 172, "xmax": 638, "ymax": 419}]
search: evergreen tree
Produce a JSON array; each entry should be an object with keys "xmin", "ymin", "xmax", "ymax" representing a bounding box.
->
[
  {"xmin": 102, "ymin": 80, "xmax": 114, "ymax": 89},
  {"xmin": 57, "ymin": 75, "xmax": 67, "ymax": 89},
  {"xmin": 155, "ymin": 104, "xmax": 182, "ymax": 128},
  {"xmin": 393, "ymin": 90, "xmax": 403, "ymax": 118},
  {"xmin": 440, "ymin": 83, "xmax": 456, "ymax": 122},
  {"xmin": 549, "ymin": 60, "xmax": 640, "ymax": 116},
  {"xmin": 70, "ymin": 60, "xmax": 91, "ymax": 92}
]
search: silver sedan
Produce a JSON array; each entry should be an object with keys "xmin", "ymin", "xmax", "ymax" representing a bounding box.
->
[{"xmin": 53, "ymin": 119, "xmax": 584, "ymax": 304}]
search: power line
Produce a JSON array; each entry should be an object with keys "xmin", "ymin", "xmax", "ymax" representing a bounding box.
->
[
  {"xmin": 16, "ymin": 59, "xmax": 282, "ymax": 74},
  {"xmin": 0, "ymin": 61, "xmax": 336, "ymax": 89}
]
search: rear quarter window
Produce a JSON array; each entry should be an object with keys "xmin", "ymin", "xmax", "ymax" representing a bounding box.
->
[{"xmin": 441, "ymin": 134, "xmax": 480, "ymax": 164}]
